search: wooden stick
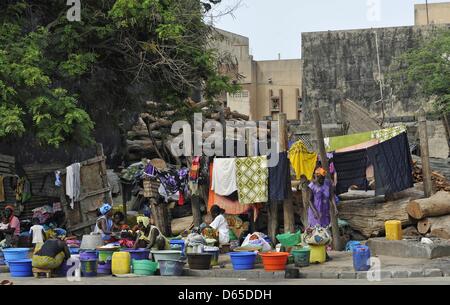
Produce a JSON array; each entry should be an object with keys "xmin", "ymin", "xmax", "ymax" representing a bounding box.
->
[
  {"xmin": 313, "ymin": 108, "xmax": 341, "ymax": 251},
  {"xmin": 418, "ymin": 109, "xmax": 434, "ymax": 198}
]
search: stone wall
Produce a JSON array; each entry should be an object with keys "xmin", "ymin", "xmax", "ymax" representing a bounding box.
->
[{"xmin": 301, "ymin": 25, "xmax": 449, "ymax": 124}]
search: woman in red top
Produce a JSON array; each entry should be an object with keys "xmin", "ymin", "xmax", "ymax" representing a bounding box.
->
[{"xmin": 0, "ymin": 206, "xmax": 20, "ymax": 247}]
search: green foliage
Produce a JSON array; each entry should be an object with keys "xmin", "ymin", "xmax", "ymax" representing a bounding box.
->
[
  {"xmin": 390, "ymin": 29, "xmax": 450, "ymax": 114},
  {"xmin": 0, "ymin": 0, "xmax": 235, "ymax": 148}
]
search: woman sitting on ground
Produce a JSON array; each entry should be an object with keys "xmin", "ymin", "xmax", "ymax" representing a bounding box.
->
[
  {"xmin": 133, "ymin": 216, "xmax": 170, "ymax": 250},
  {"xmin": 32, "ymin": 238, "xmax": 71, "ymax": 271},
  {"xmin": 208, "ymin": 205, "xmax": 230, "ymax": 246},
  {"xmin": 93, "ymin": 203, "xmax": 117, "ymax": 243}
]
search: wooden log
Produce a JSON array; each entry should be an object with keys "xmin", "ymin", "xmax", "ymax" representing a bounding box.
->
[
  {"xmin": 418, "ymin": 109, "xmax": 434, "ymax": 197},
  {"xmin": 191, "ymin": 196, "xmax": 202, "ymax": 228},
  {"xmin": 418, "ymin": 215, "xmax": 450, "ymax": 238},
  {"xmin": 406, "ymin": 191, "xmax": 450, "ymax": 220},
  {"xmin": 267, "ymin": 201, "xmax": 278, "ymax": 244},
  {"xmin": 338, "ymin": 187, "xmax": 424, "ymax": 238}
]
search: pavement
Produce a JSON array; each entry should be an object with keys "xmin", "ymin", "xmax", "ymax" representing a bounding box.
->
[{"xmin": 1, "ymin": 251, "xmax": 450, "ymax": 284}]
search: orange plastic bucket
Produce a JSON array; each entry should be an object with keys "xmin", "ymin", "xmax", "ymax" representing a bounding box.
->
[{"xmin": 259, "ymin": 252, "xmax": 289, "ymax": 271}]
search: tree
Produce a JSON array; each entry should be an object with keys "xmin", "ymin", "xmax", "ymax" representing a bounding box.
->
[
  {"xmin": 390, "ymin": 29, "xmax": 450, "ymax": 114},
  {"xmin": 0, "ymin": 0, "xmax": 238, "ymax": 152}
]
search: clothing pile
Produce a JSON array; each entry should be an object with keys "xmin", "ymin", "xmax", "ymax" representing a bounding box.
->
[{"xmin": 32, "ymin": 205, "xmax": 54, "ymax": 224}]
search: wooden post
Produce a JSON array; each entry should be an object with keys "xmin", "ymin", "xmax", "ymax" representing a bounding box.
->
[
  {"xmin": 191, "ymin": 196, "xmax": 202, "ymax": 227},
  {"xmin": 279, "ymin": 113, "xmax": 295, "ymax": 234},
  {"xmin": 268, "ymin": 201, "xmax": 278, "ymax": 244},
  {"xmin": 418, "ymin": 109, "xmax": 434, "ymax": 198},
  {"xmin": 150, "ymin": 198, "xmax": 172, "ymax": 237},
  {"xmin": 313, "ymin": 108, "xmax": 341, "ymax": 251}
]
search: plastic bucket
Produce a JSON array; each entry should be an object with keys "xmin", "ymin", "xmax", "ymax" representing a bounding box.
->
[
  {"xmin": 97, "ymin": 247, "xmax": 120, "ymax": 262},
  {"xmin": 187, "ymin": 253, "xmax": 212, "ymax": 270},
  {"xmin": 132, "ymin": 259, "xmax": 158, "ymax": 276},
  {"xmin": 159, "ymin": 260, "xmax": 185, "ymax": 276},
  {"xmin": 97, "ymin": 260, "xmax": 112, "ymax": 275},
  {"xmin": 169, "ymin": 240, "xmax": 186, "ymax": 255},
  {"xmin": 3, "ymin": 248, "xmax": 31, "ymax": 266},
  {"xmin": 229, "ymin": 252, "xmax": 257, "ymax": 270},
  {"xmin": 259, "ymin": 252, "xmax": 289, "ymax": 271},
  {"xmin": 79, "ymin": 250, "xmax": 98, "ymax": 261},
  {"xmin": 353, "ymin": 245, "xmax": 371, "ymax": 272},
  {"xmin": 8, "ymin": 259, "xmax": 33, "ymax": 277},
  {"xmin": 0, "ymin": 250, "xmax": 5, "ymax": 266},
  {"xmin": 292, "ymin": 248, "xmax": 311, "ymax": 267},
  {"xmin": 69, "ymin": 247, "xmax": 80, "ymax": 255},
  {"xmin": 309, "ymin": 245, "xmax": 326, "ymax": 263},
  {"xmin": 121, "ymin": 248, "xmax": 150, "ymax": 262},
  {"xmin": 80, "ymin": 259, "xmax": 98, "ymax": 277}
]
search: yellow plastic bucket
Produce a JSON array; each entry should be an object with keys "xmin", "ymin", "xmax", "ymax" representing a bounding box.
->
[
  {"xmin": 309, "ymin": 245, "xmax": 326, "ymax": 264},
  {"xmin": 112, "ymin": 252, "xmax": 131, "ymax": 275},
  {"xmin": 385, "ymin": 220, "xmax": 402, "ymax": 240}
]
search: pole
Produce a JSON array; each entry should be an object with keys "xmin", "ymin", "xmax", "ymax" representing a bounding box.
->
[
  {"xmin": 313, "ymin": 109, "xmax": 341, "ymax": 251},
  {"xmin": 418, "ymin": 109, "xmax": 433, "ymax": 198},
  {"xmin": 426, "ymin": 0, "xmax": 430, "ymax": 25},
  {"xmin": 278, "ymin": 113, "xmax": 295, "ymax": 234}
]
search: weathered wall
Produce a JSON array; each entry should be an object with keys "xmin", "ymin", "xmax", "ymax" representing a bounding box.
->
[
  {"xmin": 415, "ymin": 2, "xmax": 450, "ymax": 25},
  {"xmin": 301, "ymin": 25, "xmax": 449, "ymax": 124}
]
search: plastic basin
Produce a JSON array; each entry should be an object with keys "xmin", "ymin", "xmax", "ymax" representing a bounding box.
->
[
  {"xmin": 159, "ymin": 260, "xmax": 185, "ymax": 276},
  {"xmin": 79, "ymin": 250, "xmax": 98, "ymax": 261},
  {"xmin": 121, "ymin": 248, "xmax": 150, "ymax": 261},
  {"xmin": 132, "ymin": 259, "xmax": 158, "ymax": 276},
  {"xmin": 187, "ymin": 253, "xmax": 212, "ymax": 270},
  {"xmin": 97, "ymin": 247, "xmax": 120, "ymax": 262},
  {"xmin": 8, "ymin": 259, "xmax": 33, "ymax": 277},
  {"xmin": 151, "ymin": 250, "xmax": 182, "ymax": 263},
  {"xmin": 229, "ymin": 252, "xmax": 257, "ymax": 270},
  {"xmin": 259, "ymin": 252, "xmax": 289, "ymax": 271},
  {"xmin": 3, "ymin": 248, "xmax": 31, "ymax": 266},
  {"xmin": 169, "ymin": 240, "xmax": 186, "ymax": 255}
]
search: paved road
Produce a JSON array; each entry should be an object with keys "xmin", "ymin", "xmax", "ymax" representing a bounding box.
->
[{"xmin": 1, "ymin": 273, "xmax": 449, "ymax": 285}]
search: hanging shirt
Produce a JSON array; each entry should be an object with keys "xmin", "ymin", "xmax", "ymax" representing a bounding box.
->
[
  {"xmin": 66, "ymin": 163, "xmax": 81, "ymax": 209},
  {"xmin": 235, "ymin": 156, "xmax": 268, "ymax": 204},
  {"xmin": 211, "ymin": 158, "xmax": 238, "ymax": 196},
  {"xmin": 367, "ymin": 132, "xmax": 414, "ymax": 196},
  {"xmin": 210, "ymin": 214, "xmax": 230, "ymax": 246},
  {"xmin": 268, "ymin": 152, "xmax": 291, "ymax": 201},
  {"xmin": 289, "ymin": 140, "xmax": 318, "ymax": 181},
  {"xmin": 29, "ymin": 225, "xmax": 45, "ymax": 244},
  {"xmin": 308, "ymin": 179, "xmax": 332, "ymax": 227},
  {"xmin": 334, "ymin": 149, "xmax": 369, "ymax": 195}
]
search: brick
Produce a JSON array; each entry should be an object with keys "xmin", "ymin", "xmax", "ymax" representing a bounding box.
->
[
  {"xmin": 423, "ymin": 268, "xmax": 443, "ymax": 278},
  {"xmin": 273, "ymin": 271, "xmax": 286, "ymax": 279},
  {"xmin": 298, "ymin": 271, "xmax": 321, "ymax": 279},
  {"xmin": 258, "ymin": 271, "xmax": 275, "ymax": 279},
  {"xmin": 339, "ymin": 272, "xmax": 356, "ymax": 279},
  {"xmin": 321, "ymin": 272, "xmax": 339, "ymax": 279},
  {"xmin": 285, "ymin": 268, "xmax": 300, "ymax": 279},
  {"xmin": 391, "ymin": 270, "xmax": 409, "ymax": 279},
  {"xmin": 235, "ymin": 271, "xmax": 259, "ymax": 279}
]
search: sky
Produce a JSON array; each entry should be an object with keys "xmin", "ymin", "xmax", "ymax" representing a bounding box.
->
[{"xmin": 212, "ymin": 0, "xmax": 450, "ymax": 60}]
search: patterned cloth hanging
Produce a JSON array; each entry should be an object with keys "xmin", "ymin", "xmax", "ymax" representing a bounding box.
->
[{"xmin": 235, "ymin": 156, "xmax": 268, "ymax": 204}]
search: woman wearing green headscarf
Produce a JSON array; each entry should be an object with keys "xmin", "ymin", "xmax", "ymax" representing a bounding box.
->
[{"xmin": 133, "ymin": 215, "xmax": 170, "ymax": 250}]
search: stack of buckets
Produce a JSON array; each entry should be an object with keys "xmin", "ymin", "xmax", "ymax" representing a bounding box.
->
[
  {"xmin": 79, "ymin": 250, "xmax": 98, "ymax": 277},
  {"xmin": 97, "ymin": 247, "xmax": 120, "ymax": 275}
]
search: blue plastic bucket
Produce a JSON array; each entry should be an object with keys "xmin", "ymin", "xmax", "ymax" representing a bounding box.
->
[
  {"xmin": 159, "ymin": 260, "xmax": 185, "ymax": 276},
  {"xmin": 69, "ymin": 247, "xmax": 80, "ymax": 255},
  {"xmin": 97, "ymin": 260, "xmax": 112, "ymax": 275},
  {"xmin": 353, "ymin": 245, "xmax": 371, "ymax": 272},
  {"xmin": 0, "ymin": 250, "xmax": 5, "ymax": 265},
  {"xmin": 8, "ymin": 259, "xmax": 33, "ymax": 277},
  {"xmin": 3, "ymin": 248, "xmax": 30, "ymax": 266},
  {"xmin": 79, "ymin": 250, "xmax": 98, "ymax": 260},
  {"xmin": 80, "ymin": 259, "xmax": 98, "ymax": 277},
  {"xmin": 229, "ymin": 252, "xmax": 257, "ymax": 270},
  {"xmin": 169, "ymin": 240, "xmax": 186, "ymax": 256}
]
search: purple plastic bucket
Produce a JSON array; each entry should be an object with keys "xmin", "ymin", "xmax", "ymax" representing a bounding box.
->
[
  {"xmin": 97, "ymin": 260, "xmax": 112, "ymax": 275},
  {"xmin": 121, "ymin": 248, "xmax": 150, "ymax": 261},
  {"xmin": 79, "ymin": 250, "xmax": 98, "ymax": 260}
]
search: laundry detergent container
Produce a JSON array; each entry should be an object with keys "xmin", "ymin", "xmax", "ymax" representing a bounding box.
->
[
  {"xmin": 385, "ymin": 220, "xmax": 403, "ymax": 241},
  {"xmin": 112, "ymin": 251, "xmax": 131, "ymax": 275},
  {"xmin": 229, "ymin": 252, "xmax": 257, "ymax": 270},
  {"xmin": 309, "ymin": 245, "xmax": 326, "ymax": 264},
  {"xmin": 353, "ymin": 245, "xmax": 371, "ymax": 272}
]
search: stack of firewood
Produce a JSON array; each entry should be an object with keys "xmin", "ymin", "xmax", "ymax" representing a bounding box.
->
[
  {"xmin": 406, "ymin": 191, "xmax": 450, "ymax": 239},
  {"xmin": 412, "ymin": 161, "xmax": 450, "ymax": 192}
]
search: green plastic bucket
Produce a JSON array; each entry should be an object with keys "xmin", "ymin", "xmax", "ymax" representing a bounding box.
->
[
  {"xmin": 276, "ymin": 231, "xmax": 302, "ymax": 247},
  {"xmin": 132, "ymin": 259, "xmax": 158, "ymax": 276},
  {"xmin": 292, "ymin": 248, "xmax": 311, "ymax": 267}
]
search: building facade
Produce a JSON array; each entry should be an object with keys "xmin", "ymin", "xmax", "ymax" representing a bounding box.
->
[
  {"xmin": 415, "ymin": 2, "xmax": 450, "ymax": 25},
  {"xmin": 213, "ymin": 28, "xmax": 302, "ymax": 121}
]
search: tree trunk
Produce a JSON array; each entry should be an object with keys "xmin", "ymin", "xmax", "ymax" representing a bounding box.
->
[
  {"xmin": 191, "ymin": 196, "xmax": 202, "ymax": 227},
  {"xmin": 417, "ymin": 215, "xmax": 450, "ymax": 238},
  {"xmin": 150, "ymin": 199, "xmax": 172, "ymax": 237},
  {"xmin": 268, "ymin": 201, "xmax": 278, "ymax": 244},
  {"xmin": 406, "ymin": 191, "xmax": 450, "ymax": 219}
]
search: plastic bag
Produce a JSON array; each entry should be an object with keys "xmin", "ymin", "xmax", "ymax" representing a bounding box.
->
[
  {"xmin": 241, "ymin": 232, "xmax": 272, "ymax": 252},
  {"xmin": 303, "ymin": 225, "xmax": 332, "ymax": 246}
]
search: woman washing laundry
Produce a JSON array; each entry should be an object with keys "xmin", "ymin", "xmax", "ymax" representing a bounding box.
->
[
  {"xmin": 32, "ymin": 238, "xmax": 71, "ymax": 271},
  {"xmin": 208, "ymin": 205, "xmax": 230, "ymax": 246},
  {"xmin": 93, "ymin": 203, "xmax": 117, "ymax": 243},
  {"xmin": 133, "ymin": 216, "xmax": 170, "ymax": 250}
]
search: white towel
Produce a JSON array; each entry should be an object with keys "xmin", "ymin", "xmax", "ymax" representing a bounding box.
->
[
  {"xmin": 66, "ymin": 163, "xmax": 81, "ymax": 209},
  {"xmin": 211, "ymin": 158, "xmax": 237, "ymax": 196}
]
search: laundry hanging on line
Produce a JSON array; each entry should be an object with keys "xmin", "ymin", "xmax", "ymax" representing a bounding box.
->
[
  {"xmin": 288, "ymin": 140, "xmax": 318, "ymax": 181},
  {"xmin": 333, "ymin": 149, "xmax": 369, "ymax": 195}
]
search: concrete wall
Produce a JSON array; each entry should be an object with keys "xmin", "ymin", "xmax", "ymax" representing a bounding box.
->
[
  {"xmin": 301, "ymin": 25, "xmax": 448, "ymax": 124},
  {"xmin": 415, "ymin": 2, "xmax": 450, "ymax": 25}
]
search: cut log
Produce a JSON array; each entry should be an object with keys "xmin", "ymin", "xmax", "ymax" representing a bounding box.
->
[
  {"xmin": 126, "ymin": 140, "xmax": 161, "ymax": 153},
  {"xmin": 406, "ymin": 191, "xmax": 450, "ymax": 220},
  {"xmin": 338, "ymin": 187, "xmax": 424, "ymax": 238},
  {"xmin": 418, "ymin": 215, "xmax": 450, "ymax": 239},
  {"xmin": 417, "ymin": 218, "xmax": 431, "ymax": 234}
]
